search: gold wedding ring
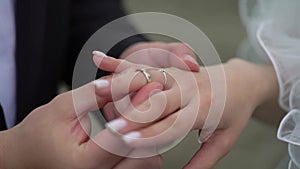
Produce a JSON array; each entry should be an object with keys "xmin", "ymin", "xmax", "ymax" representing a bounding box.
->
[{"xmin": 136, "ymin": 68, "xmax": 152, "ymax": 84}]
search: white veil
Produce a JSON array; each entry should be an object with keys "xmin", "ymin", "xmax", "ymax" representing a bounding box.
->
[{"xmin": 238, "ymin": 0, "xmax": 300, "ymax": 168}]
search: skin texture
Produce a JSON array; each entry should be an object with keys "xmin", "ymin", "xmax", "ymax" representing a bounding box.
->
[
  {"xmin": 0, "ymin": 42, "xmax": 197, "ymax": 169},
  {"xmin": 93, "ymin": 54, "xmax": 281, "ymax": 169},
  {"xmin": 101, "ymin": 42, "xmax": 199, "ymax": 127},
  {"xmin": 120, "ymin": 42, "xmax": 199, "ymax": 72},
  {"xmin": 0, "ymin": 81, "xmax": 163, "ymax": 169}
]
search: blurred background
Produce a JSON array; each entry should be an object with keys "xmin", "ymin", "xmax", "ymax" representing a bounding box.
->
[{"xmin": 92, "ymin": 0, "xmax": 288, "ymax": 168}]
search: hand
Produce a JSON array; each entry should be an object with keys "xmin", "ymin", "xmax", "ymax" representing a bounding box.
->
[
  {"xmin": 0, "ymin": 81, "xmax": 163, "ymax": 169},
  {"xmin": 102, "ymin": 42, "xmax": 200, "ymax": 120},
  {"xmin": 120, "ymin": 42, "xmax": 200, "ymax": 72},
  {"xmin": 93, "ymin": 54, "xmax": 278, "ymax": 168},
  {"xmin": 184, "ymin": 59, "xmax": 279, "ymax": 169}
]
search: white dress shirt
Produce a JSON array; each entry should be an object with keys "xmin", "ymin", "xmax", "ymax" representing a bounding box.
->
[{"xmin": 0, "ymin": 0, "xmax": 16, "ymax": 128}]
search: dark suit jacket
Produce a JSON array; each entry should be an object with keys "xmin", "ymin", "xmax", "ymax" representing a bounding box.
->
[{"xmin": 0, "ymin": 0, "xmax": 146, "ymax": 130}]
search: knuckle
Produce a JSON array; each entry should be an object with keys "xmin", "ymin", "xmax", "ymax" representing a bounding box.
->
[{"xmin": 51, "ymin": 92, "xmax": 68, "ymax": 106}]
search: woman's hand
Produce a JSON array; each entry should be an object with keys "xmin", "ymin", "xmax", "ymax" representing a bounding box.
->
[
  {"xmin": 93, "ymin": 52, "xmax": 202, "ymax": 148},
  {"xmin": 93, "ymin": 53, "xmax": 278, "ymax": 168},
  {"xmin": 184, "ymin": 59, "xmax": 279, "ymax": 169}
]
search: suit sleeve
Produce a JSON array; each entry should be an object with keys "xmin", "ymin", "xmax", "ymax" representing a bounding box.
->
[{"xmin": 63, "ymin": 0, "xmax": 147, "ymax": 86}]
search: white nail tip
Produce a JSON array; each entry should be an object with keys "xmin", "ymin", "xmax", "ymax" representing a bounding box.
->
[
  {"xmin": 94, "ymin": 79, "xmax": 109, "ymax": 88},
  {"xmin": 122, "ymin": 132, "xmax": 142, "ymax": 144},
  {"xmin": 93, "ymin": 51, "xmax": 107, "ymax": 57},
  {"xmin": 105, "ymin": 119, "xmax": 127, "ymax": 132}
]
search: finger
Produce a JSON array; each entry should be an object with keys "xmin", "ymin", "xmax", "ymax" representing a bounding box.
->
[
  {"xmin": 143, "ymin": 47, "xmax": 198, "ymax": 73},
  {"xmin": 113, "ymin": 155, "xmax": 163, "ymax": 169},
  {"xmin": 102, "ymin": 82, "xmax": 163, "ymax": 123},
  {"xmin": 119, "ymin": 101, "xmax": 199, "ymax": 148},
  {"xmin": 122, "ymin": 42, "xmax": 200, "ymax": 72},
  {"xmin": 183, "ymin": 130, "xmax": 235, "ymax": 169},
  {"xmin": 106, "ymin": 87, "xmax": 182, "ymax": 135},
  {"xmin": 53, "ymin": 81, "xmax": 108, "ymax": 119},
  {"xmin": 94, "ymin": 67, "xmax": 174, "ymax": 101},
  {"xmin": 121, "ymin": 42, "xmax": 172, "ymax": 68},
  {"xmin": 93, "ymin": 51, "xmax": 139, "ymax": 73},
  {"xmin": 102, "ymin": 102, "xmax": 119, "ymax": 121},
  {"xmin": 169, "ymin": 43, "xmax": 196, "ymax": 57},
  {"xmin": 131, "ymin": 82, "xmax": 163, "ymax": 107},
  {"xmin": 167, "ymin": 43, "xmax": 200, "ymax": 72}
]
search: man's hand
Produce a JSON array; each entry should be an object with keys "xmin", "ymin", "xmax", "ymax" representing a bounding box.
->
[
  {"xmin": 0, "ymin": 81, "xmax": 163, "ymax": 169},
  {"xmin": 120, "ymin": 42, "xmax": 199, "ymax": 72}
]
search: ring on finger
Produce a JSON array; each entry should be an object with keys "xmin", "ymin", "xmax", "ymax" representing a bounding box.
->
[{"xmin": 136, "ymin": 68, "xmax": 152, "ymax": 84}]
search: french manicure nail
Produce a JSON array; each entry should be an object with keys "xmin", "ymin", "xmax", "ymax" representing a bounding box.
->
[
  {"xmin": 93, "ymin": 50, "xmax": 107, "ymax": 57},
  {"xmin": 94, "ymin": 79, "xmax": 110, "ymax": 88},
  {"xmin": 122, "ymin": 131, "xmax": 142, "ymax": 144},
  {"xmin": 184, "ymin": 54, "xmax": 198, "ymax": 64},
  {"xmin": 105, "ymin": 119, "xmax": 127, "ymax": 132}
]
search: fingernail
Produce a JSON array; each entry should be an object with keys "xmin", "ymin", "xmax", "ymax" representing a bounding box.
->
[
  {"xmin": 94, "ymin": 79, "xmax": 110, "ymax": 88},
  {"xmin": 93, "ymin": 50, "xmax": 107, "ymax": 57},
  {"xmin": 105, "ymin": 119, "xmax": 127, "ymax": 132},
  {"xmin": 184, "ymin": 54, "xmax": 198, "ymax": 64},
  {"xmin": 122, "ymin": 131, "xmax": 142, "ymax": 144}
]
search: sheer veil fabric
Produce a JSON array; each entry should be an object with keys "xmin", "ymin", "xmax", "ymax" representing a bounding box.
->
[{"xmin": 238, "ymin": 0, "xmax": 300, "ymax": 168}]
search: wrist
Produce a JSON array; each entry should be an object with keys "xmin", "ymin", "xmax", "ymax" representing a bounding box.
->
[
  {"xmin": 225, "ymin": 58, "xmax": 279, "ymax": 109},
  {"xmin": 0, "ymin": 131, "xmax": 8, "ymax": 169},
  {"xmin": 0, "ymin": 130, "xmax": 16, "ymax": 169},
  {"xmin": 0, "ymin": 127, "xmax": 26, "ymax": 169}
]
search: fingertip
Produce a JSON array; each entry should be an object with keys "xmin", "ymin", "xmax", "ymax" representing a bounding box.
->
[
  {"xmin": 94, "ymin": 79, "xmax": 110, "ymax": 89},
  {"xmin": 183, "ymin": 55, "xmax": 200, "ymax": 72},
  {"xmin": 93, "ymin": 55, "xmax": 101, "ymax": 66},
  {"xmin": 105, "ymin": 118, "xmax": 128, "ymax": 133},
  {"xmin": 187, "ymin": 61, "xmax": 200, "ymax": 72},
  {"xmin": 183, "ymin": 55, "xmax": 197, "ymax": 63},
  {"xmin": 93, "ymin": 50, "xmax": 107, "ymax": 57},
  {"xmin": 93, "ymin": 78, "xmax": 112, "ymax": 98},
  {"xmin": 122, "ymin": 131, "xmax": 142, "ymax": 144}
]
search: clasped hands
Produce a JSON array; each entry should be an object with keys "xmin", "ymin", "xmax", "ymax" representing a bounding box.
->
[
  {"xmin": 1, "ymin": 42, "xmax": 269, "ymax": 169},
  {"xmin": 92, "ymin": 42, "xmax": 263, "ymax": 169}
]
